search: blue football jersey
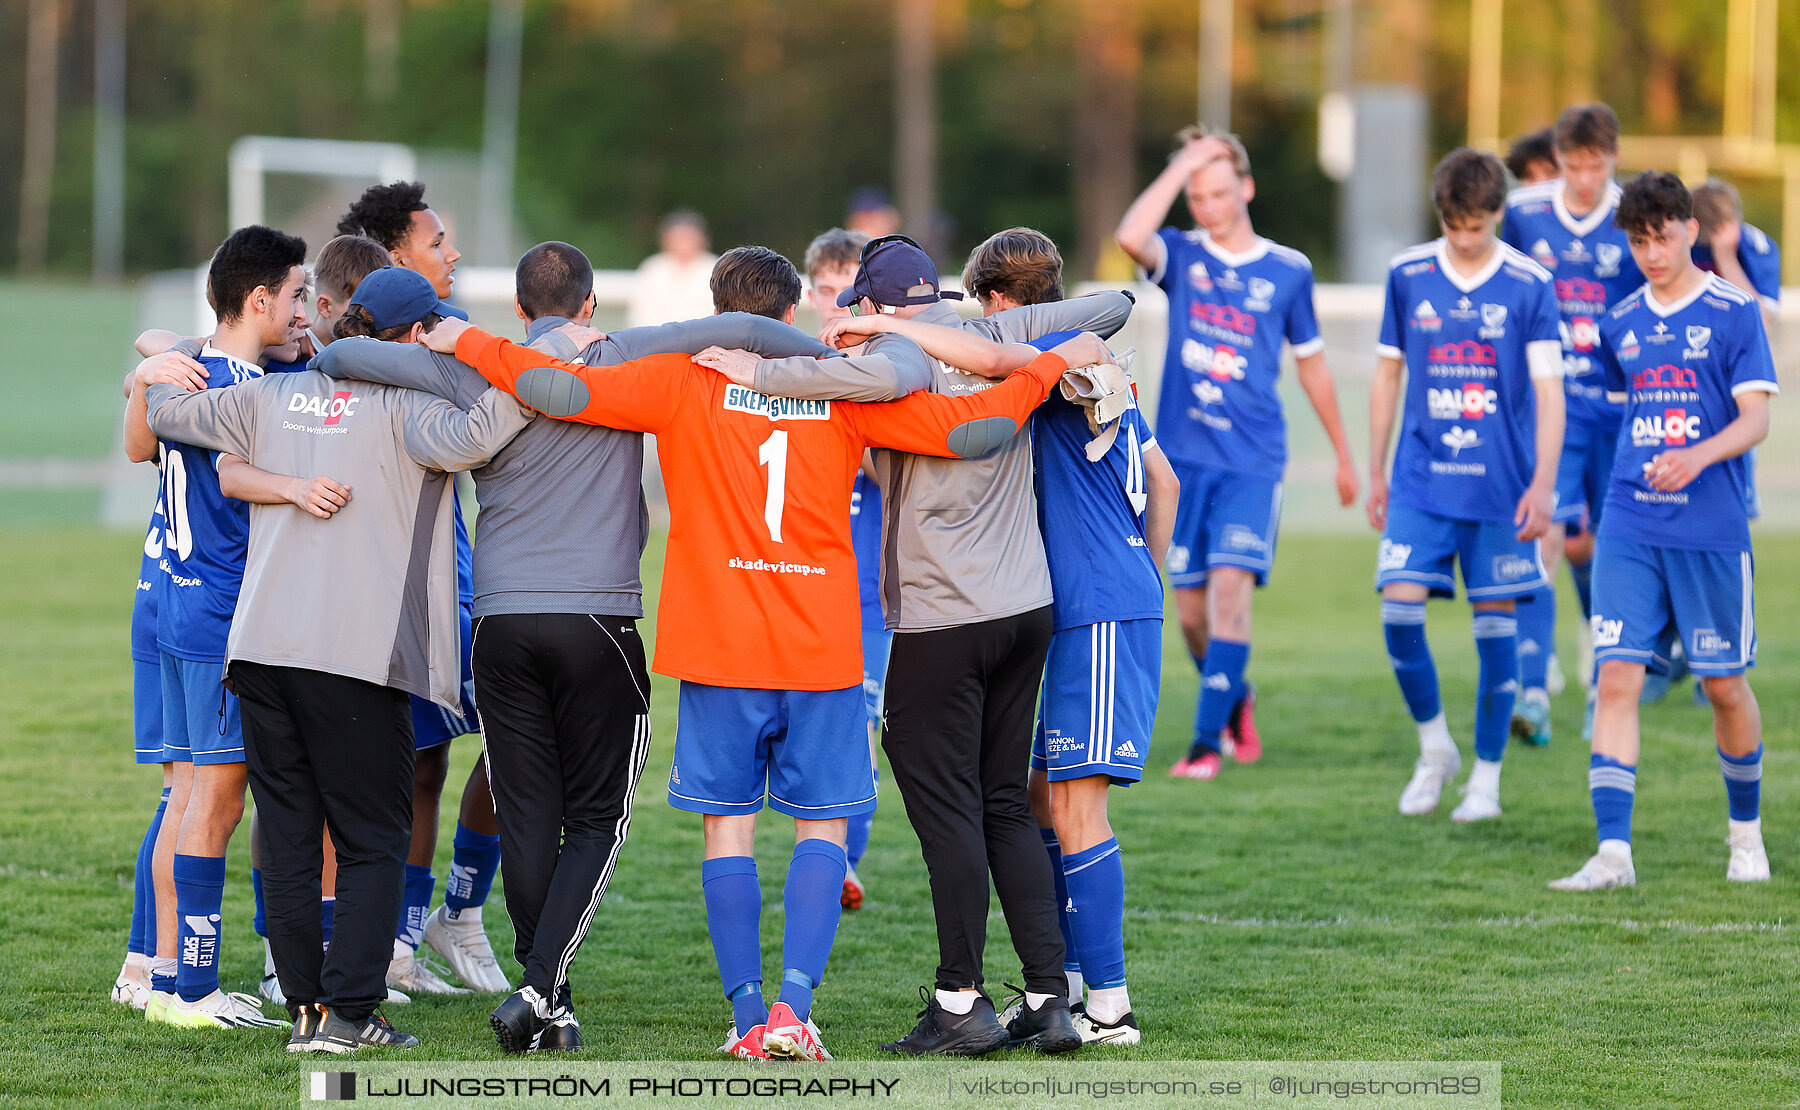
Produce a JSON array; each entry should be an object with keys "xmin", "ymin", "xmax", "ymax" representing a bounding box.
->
[
  {"xmin": 132, "ymin": 489, "xmax": 167, "ymax": 665},
  {"xmin": 850, "ymin": 471, "xmax": 884, "ymax": 631},
  {"xmin": 155, "ymin": 348, "xmax": 268, "ymax": 662},
  {"xmin": 1147, "ymin": 229, "xmax": 1324, "ymax": 479},
  {"xmin": 1377, "ymin": 239, "xmax": 1561, "ymax": 524},
  {"xmin": 1692, "ymin": 222, "xmax": 1781, "ymax": 312},
  {"xmin": 1029, "ymin": 330, "xmax": 1165, "ymax": 632},
  {"xmin": 1500, "ymin": 180, "xmax": 1644, "ymax": 427},
  {"xmin": 1595, "ymin": 273, "xmax": 1779, "ymax": 551}
]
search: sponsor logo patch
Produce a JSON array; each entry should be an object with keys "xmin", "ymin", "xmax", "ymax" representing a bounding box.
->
[
  {"xmin": 1377, "ymin": 539, "xmax": 1412, "ymax": 571},
  {"xmin": 1591, "ymin": 616, "xmax": 1623, "ymax": 648},
  {"xmin": 722, "ymin": 385, "xmax": 831, "ymax": 420}
]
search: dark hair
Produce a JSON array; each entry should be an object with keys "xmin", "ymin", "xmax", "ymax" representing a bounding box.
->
[
  {"xmin": 515, "ymin": 241, "xmax": 595, "ymax": 321},
  {"xmin": 1691, "ymin": 178, "xmax": 1743, "ymax": 241},
  {"xmin": 1553, "ymin": 103, "xmax": 1620, "ymax": 156},
  {"xmin": 1504, "ymin": 128, "xmax": 1557, "ymax": 181},
  {"xmin": 1615, "ymin": 171, "xmax": 1692, "ymax": 237},
  {"xmin": 803, "ymin": 228, "xmax": 870, "ymax": 281},
  {"xmin": 337, "ymin": 181, "xmax": 428, "ymax": 251},
  {"xmin": 313, "ymin": 234, "xmax": 390, "ymax": 303},
  {"xmin": 962, "ymin": 228, "xmax": 1064, "ymax": 306},
  {"xmin": 710, "ymin": 246, "xmax": 802, "ymax": 320},
  {"xmin": 332, "ymin": 304, "xmax": 444, "ymax": 343},
  {"xmin": 209, "ymin": 225, "xmax": 307, "ymax": 324},
  {"xmin": 1432, "ymin": 148, "xmax": 1508, "ymax": 223}
]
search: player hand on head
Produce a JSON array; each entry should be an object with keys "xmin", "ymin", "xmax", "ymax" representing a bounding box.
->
[
  {"xmin": 1048, "ymin": 331, "xmax": 1112, "ymax": 370},
  {"xmin": 1174, "ymin": 134, "xmax": 1232, "ymax": 173},
  {"xmin": 1513, "ymin": 480, "xmax": 1554, "ymax": 541},
  {"xmin": 555, "ymin": 322, "xmax": 605, "ymax": 350},
  {"xmin": 133, "ymin": 349, "xmax": 209, "ymax": 393},
  {"xmin": 691, "ymin": 346, "xmax": 758, "ymax": 387},
  {"xmin": 819, "ymin": 314, "xmax": 895, "ymax": 350},
  {"xmin": 285, "ymin": 475, "xmax": 353, "ymax": 520},
  {"xmin": 421, "ymin": 316, "xmax": 475, "ymax": 355},
  {"xmin": 1704, "ymin": 218, "xmax": 1741, "ymax": 255}
]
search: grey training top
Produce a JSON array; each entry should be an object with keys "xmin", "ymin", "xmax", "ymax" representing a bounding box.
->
[
  {"xmin": 145, "ymin": 373, "xmax": 531, "ymax": 707},
  {"xmin": 752, "ymin": 291, "xmax": 1135, "ymax": 631},
  {"xmin": 315, "ymin": 312, "xmax": 836, "ymax": 619}
]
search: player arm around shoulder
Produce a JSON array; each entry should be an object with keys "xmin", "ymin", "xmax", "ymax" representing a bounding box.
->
[{"xmin": 822, "ymin": 314, "xmax": 1040, "ymax": 380}]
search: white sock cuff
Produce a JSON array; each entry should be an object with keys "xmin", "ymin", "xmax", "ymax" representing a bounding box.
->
[{"xmin": 935, "ymin": 989, "xmax": 977, "ymax": 1015}]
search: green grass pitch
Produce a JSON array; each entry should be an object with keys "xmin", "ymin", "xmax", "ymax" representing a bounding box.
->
[{"xmin": 0, "ymin": 528, "xmax": 1794, "ymax": 1108}]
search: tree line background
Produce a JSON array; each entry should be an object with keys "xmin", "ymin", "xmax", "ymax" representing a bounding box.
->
[{"xmin": 4, "ymin": 0, "xmax": 1797, "ymax": 283}]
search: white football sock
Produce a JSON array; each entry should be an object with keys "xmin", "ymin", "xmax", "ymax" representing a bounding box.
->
[
  {"xmin": 1467, "ymin": 759, "xmax": 1502, "ymax": 798},
  {"xmin": 1417, "ymin": 713, "xmax": 1456, "ymax": 759},
  {"xmin": 1025, "ymin": 991, "xmax": 1056, "ymax": 1010},
  {"xmin": 1087, "ymin": 985, "xmax": 1131, "ymax": 1025},
  {"xmin": 1064, "ymin": 969, "xmax": 1084, "ymax": 1006},
  {"xmin": 935, "ymin": 989, "xmax": 977, "ymax": 1015}
]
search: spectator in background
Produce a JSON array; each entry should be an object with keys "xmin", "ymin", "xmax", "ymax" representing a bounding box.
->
[
  {"xmin": 628, "ymin": 209, "xmax": 718, "ymax": 327},
  {"xmin": 1505, "ymin": 129, "xmax": 1559, "ymax": 186},
  {"xmin": 845, "ymin": 188, "xmax": 902, "ymax": 239}
]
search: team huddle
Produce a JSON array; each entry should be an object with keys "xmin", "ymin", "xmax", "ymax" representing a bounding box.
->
[{"xmin": 107, "ymin": 100, "xmax": 1774, "ymax": 1059}]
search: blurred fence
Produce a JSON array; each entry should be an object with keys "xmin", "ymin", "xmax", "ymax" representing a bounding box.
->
[{"xmin": 79, "ymin": 272, "xmax": 1800, "ymax": 533}]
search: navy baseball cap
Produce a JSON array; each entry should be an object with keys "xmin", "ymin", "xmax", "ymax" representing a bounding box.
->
[
  {"xmin": 835, "ymin": 234, "xmax": 965, "ymax": 308},
  {"xmin": 348, "ymin": 267, "xmax": 468, "ymax": 330}
]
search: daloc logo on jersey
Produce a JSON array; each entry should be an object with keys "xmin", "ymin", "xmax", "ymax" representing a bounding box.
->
[
  {"xmin": 1631, "ymin": 409, "xmax": 1700, "ymax": 447},
  {"xmin": 1595, "ymin": 242, "xmax": 1623, "ymax": 277},
  {"xmin": 287, "ymin": 391, "xmax": 360, "ymax": 422},
  {"xmin": 1426, "ymin": 385, "xmax": 1497, "ymax": 421},
  {"xmin": 1412, "ymin": 300, "xmax": 1442, "ymax": 332},
  {"xmin": 1684, "ymin": 326, "xmax": 1712, "ymax": 360},
  {"xmin": 1568, "ymin": 316, "xmax": 1599, "ymax": 352}
]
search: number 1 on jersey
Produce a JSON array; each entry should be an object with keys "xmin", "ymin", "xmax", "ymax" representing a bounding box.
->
[{"xmin": 758, "ymin": 429, "xmax": 789, "ymax": 542}]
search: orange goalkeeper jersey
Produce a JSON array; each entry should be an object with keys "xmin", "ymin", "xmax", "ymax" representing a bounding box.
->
[{"xmin": 454, "ymin": 327, "xmax": 1069, "ymax": 690}]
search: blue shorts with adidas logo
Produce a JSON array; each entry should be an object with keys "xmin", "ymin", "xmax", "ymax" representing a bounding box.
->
[{"xmin": 1032, "ymin": 619, "xmax": 1162, "ymax": 785}]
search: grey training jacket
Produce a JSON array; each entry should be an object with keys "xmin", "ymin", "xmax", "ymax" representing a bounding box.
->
[
  {"xmin": 752, "ymin": 291, "xmax": 1135, "ymax": 632},
  {"xmin": 145, "ymin": 372, "xmax": 531, "ymax": 707},
  {"xmin": 315, "ymin": 313, "xmax": 836, "ymax": 619}
]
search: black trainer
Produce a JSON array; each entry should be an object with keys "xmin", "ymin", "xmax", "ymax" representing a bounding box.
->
[
  {"xmin": 536, "ymin": 1009, "xmax": 582, "ymax": 1053},
  {"xmin": 880, "ymin": 987, "xmax": 1009, "ymax": 1056},
  {"xmin": 491, "ymin": 986, "xmax": 551, "ymax": 1054},
  {"xmin": 310, "ymin": 1008, "xmax": 419, "ymax": 1053},
  {"xmin": 285, "ymin": 1003, "xmax": 323, "ymax": 1053},
  {"xmin": 998, "ymin": 985, "xmax": 1082, "ymax": 1054}
]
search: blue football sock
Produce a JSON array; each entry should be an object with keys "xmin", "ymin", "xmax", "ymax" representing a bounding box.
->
[
  {"xmin": 1515, "ymin": 587, "xmax": 1555, "ymax": 692},
  {"xmin": 320, "ymin": 897, "xmax": 336, "ymax": 950},
  {"xmin": 1720, "ymin": 745, "xmax": 1762, "ymax": 822},
  {"xmin": 778, "ymin": 839, "xmax": 846, "ymax": 1023},
  {"xmin": 1040, "ymin": 828, "xmax": 1079, "ymax": 973},
  {"xmin": 1568, "ymin": 557, "xmax": 1594, "ymax": 620},
  {"xmin": 445, "ymin": 823, "xmax": 501, "ymax": 914},
  {"xmin": 1589, "ymin": 755, "xmax": 1637, "ymax": 844},
  {"xmin": 173, "ymin": 853, "xmax": 226, "ymax": 1002},
  {"xmin": 150, "ymin": 956, "xmax": 177, "ymax": 995},
  {"xmin": 701, "ymin": 856, "xmax": 766, "ymax": 1032},
  {"xmin": 1382, "ymin": 601, "xmax": 1441, "ymax": 723},
  {"xmin": 1473, "ymin": 613, "xmax": 1519, "ymax": 763},
  {"xmin": 129, "ymin": 787, "xmax": 170, "ymax": 958},
  {"xmin": 397, "ymin": 864, "xmax": 435, "ymax": 948},
  {"xmin": 251, "ymin": 867, "xmax": 266, "ymax": 939},
  {"xmin": 845, "ymin": 809, "xmax": 873, "ymax": 873},
  {"xmin": 1191, "ymin": 639, "xmax": 1249, "ymax": 756},
  {"xmin": 1063, "ymin": 839, "xmax": 1127, "ymax": 990}
]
